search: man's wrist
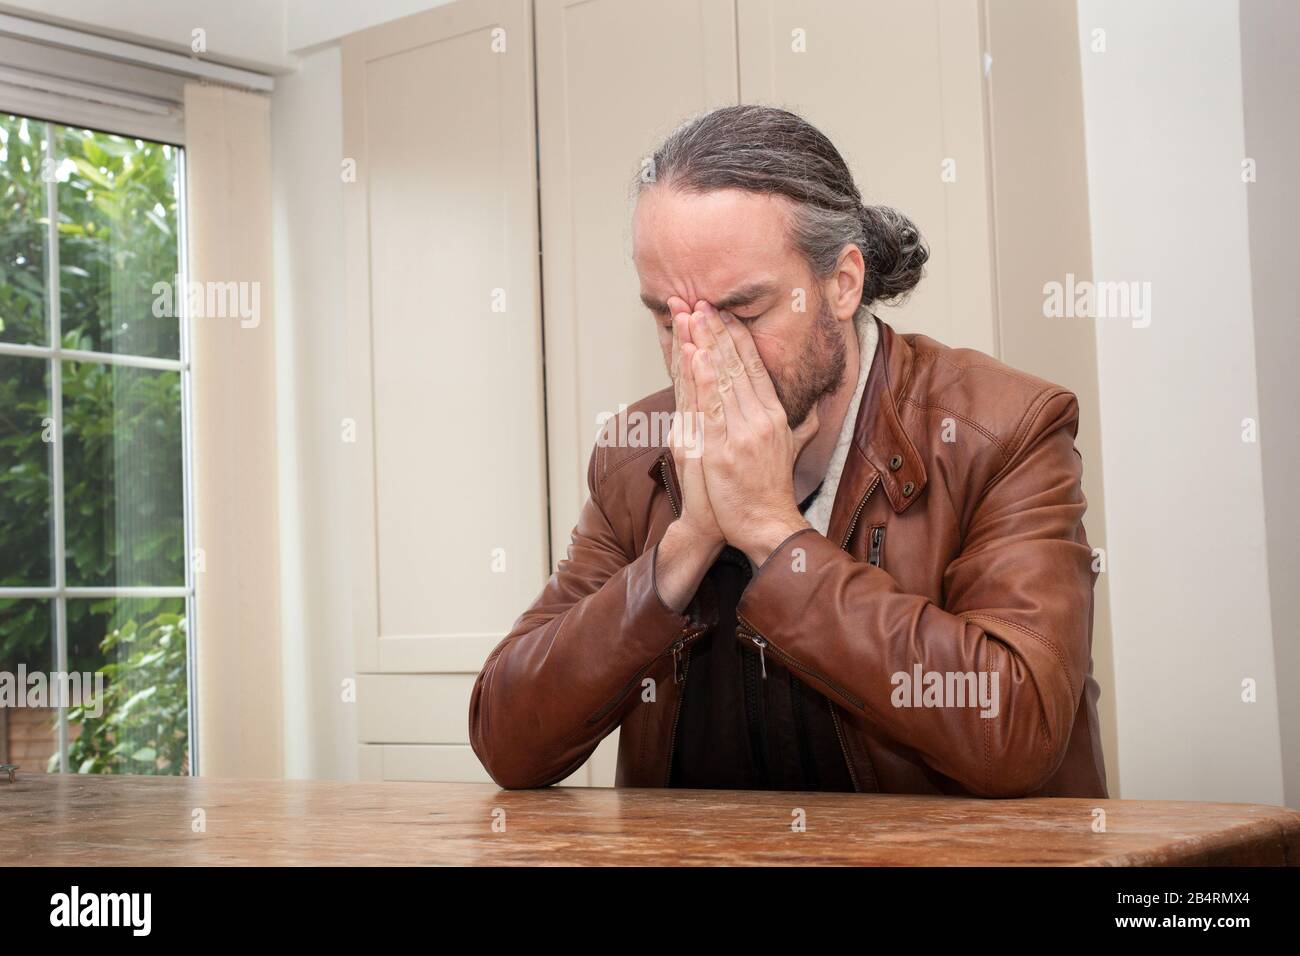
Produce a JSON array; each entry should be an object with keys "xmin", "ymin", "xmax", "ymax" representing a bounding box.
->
[
  {"xmin": 667, "ymin": 517, "xmax": 724, "ymax": 561},
  {"xmin": 655, "ymin": 519, "xmax": 724, "ymax": 612},
  {"xmin": 739, "ymin": 513, "xmax": 812, "ymax": 568}
]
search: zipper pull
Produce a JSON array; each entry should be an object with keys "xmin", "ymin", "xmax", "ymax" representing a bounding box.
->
[
  {"xmin": 868, "ymin": 526, "xmax": 884, "ymax": 567},
  {"xmin": 750, "ymin": 634, "xmax": 768, "ymax": 679},
  {"xmin": 672, "ymin": 639, "xmax": 686, "ymax": 683}
]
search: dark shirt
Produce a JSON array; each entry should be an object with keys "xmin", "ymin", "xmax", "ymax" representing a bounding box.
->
[{"xmin": 669, "ymin": 484, "xmax": 856, "ymax": 791}]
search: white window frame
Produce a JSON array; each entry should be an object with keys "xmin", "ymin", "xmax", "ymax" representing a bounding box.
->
[{"xmin": 0, "ymin": 114, "xmax": 200, "ymax": 774}]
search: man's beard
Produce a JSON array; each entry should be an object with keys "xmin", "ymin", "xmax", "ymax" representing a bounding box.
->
[{"xmin": 769, "ymin": 295, "xmax": 848, "ymax": 429}]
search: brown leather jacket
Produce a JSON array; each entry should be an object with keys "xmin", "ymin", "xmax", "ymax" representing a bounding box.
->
[{"xmin": 470, "ymin": 318, "xmax": 1108, "ymax": 798}]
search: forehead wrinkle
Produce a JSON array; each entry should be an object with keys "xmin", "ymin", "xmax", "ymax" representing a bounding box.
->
[{"xmin": 633, "ymin": 187, "xmax": 793, "ymax": 311}]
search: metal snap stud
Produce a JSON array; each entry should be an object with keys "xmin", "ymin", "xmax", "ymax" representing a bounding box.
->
[
  {"xmin": 902, "ymin": 481, "xmax": 915, "ymax": 497},
  {"xmin": 888, "ymin": 454, "xmax": 903, "ymax": 471}
]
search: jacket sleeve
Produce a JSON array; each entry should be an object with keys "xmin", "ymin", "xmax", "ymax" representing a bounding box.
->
[
  {"xmin": 469, "ymin": 446, "xmax": 702, "ymax": 789},
  {"xmin": 735, "ymin": 389, "xmax": 1096, "ymax": 797}
]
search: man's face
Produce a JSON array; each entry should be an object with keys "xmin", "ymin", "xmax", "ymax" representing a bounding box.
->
[{"xmin": 632, "ymin": 187, "xmax": 848, "ymax": 428}]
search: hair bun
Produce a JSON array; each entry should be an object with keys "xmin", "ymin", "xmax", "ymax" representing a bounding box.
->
[{"xmin": 859, "ymin": 204, "xmax": 929, "ymax": 305}]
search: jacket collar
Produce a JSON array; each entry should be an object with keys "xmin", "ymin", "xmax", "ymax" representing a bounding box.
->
[
  {"xmin": 856, "ymin": 316, "xmax": 925, "ymax": 513},
  {"xmin": 824, "ymin": 317, "xmax": 925, "ymax": 544}
]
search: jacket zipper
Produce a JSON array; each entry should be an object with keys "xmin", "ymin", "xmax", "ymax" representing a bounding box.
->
[
  {"xmin": 659, "ymin": 458, "xmax": 680, "ymax": 518},
  {"xmin": 828, "ymin": 705, "xmax": 862, "ymax": 792},
  {"xmin": 738, "ymin": 620, "xmax": 865, "ymax": 710},
  {"xmin": 868, "ymin": 525, "xmax": 884, "ymax": 567},
  {"xmin": 658, "ymin": 453, "xmax": 693, "ymax": 785},
  {"xmin": 748, "ymin": 629, "xmax": 764, "ymax": 785},
  {"xmin": 585, "ymin": 627, "xmax": 706, "ymax": 727},
  {"xmin": 737, "ymin": 616, "xmax": 869, "ymax": 792},
  {"xmin": 750, "ymin": 634, "xmax": 769, "ymax": 678},
  {"xmin": 657, "ymin": 456, "xmax": 685, "ymax": 669},
  {"xmin": 735, "ymin": 472, "xmax": 883, "ymax": 791},
  {"xmin": 841, "ymin": 474, "xmax": 881, "ymax": 549}
]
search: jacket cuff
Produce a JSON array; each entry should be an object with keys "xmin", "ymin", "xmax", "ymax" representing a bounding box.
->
[
  {"xmin": 736, "ymin": 528, "xmax": 852, "ymax": 636},
  {"xmin": 647, "ymin": 539, "xmax": 722, "ymax": 632}
]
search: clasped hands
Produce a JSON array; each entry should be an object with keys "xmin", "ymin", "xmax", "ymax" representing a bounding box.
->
[{"xmin": 665, "ymin": 296, "xmax": 819, "ymax": 572}]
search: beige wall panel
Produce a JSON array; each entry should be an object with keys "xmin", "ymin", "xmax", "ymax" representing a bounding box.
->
[
  {"xmin": 186, "ymin": 83, "xmax": 284, "ymax": 778},
  {"xmin": 357, "ymin": 673, "xmax": 475, "ymax": 744},
  {"xmin": 357, "ymin": 679, "xmax": 586, "ymax": 785},
  {"xmin": 536, "ymin": 0, "xmax": 739, "ymax": 562},
  {"xmin": 737, "ymin": 0, "xmax": 997, "ymax": 354},
  {"xmin": 376, "ymin": 744, "xmax": 496, "ymax": 783},
  {"xmin": 342, "ymin": 0, "xmax": 549, "ymax": 672}
]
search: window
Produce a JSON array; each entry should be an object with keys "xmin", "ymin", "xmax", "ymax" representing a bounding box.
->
[{"xmin": 0, "ymin": 112, "xmax": 193, "ymax": 775}]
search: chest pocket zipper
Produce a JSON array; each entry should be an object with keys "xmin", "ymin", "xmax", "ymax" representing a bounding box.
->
[{"xmin": 867, "ymin": 525, "xmax": 885, "ymax": 567}]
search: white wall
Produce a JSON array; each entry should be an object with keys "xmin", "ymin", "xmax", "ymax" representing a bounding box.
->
[
  {"xmin": 1078, "ymin": 0, "xmax": 1284, "ymax": 804},
  {"xmin": 1240, "ymin": 0, "xmax": 1300, "ymax": 809},
  {"xmin": 271, "ymin": 45, "xmax": 356, "ymax": 779}
]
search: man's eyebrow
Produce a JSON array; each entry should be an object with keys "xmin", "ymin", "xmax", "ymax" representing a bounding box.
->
[
  {"xmin": 713, "ymin": 281, "xmax": 778, "ymax": 313},
  {"xmin": 640, "ymin": 293, "xmax": 670, "ymax": 314},
  {"xmin": 639, "ymin": 281, "xmax": 778, "ymax": 316}
]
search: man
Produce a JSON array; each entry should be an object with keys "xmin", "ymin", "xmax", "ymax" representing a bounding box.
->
[{"xmin": 470, "ymin": 105, "xmax": 1107, "ymax": 798}]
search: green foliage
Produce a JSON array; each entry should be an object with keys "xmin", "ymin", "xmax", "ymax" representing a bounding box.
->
[
  {"xmin": 0, "ymin": 116, "xmax": 53, "ymax": 610},
  {"xmin": 54, "ymin": 609, "xmax": 188, "ymax": 775},
  {"xmin": 0, "ymin": 114, "xmax": 188, "ymax": 773}
]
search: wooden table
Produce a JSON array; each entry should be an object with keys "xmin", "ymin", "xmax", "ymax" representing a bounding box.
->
[{"xmin": 2, "ymin": 774, "xmax": 1297, "ymax": 866}]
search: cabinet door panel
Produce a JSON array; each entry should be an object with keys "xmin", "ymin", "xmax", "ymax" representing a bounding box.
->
[
  {"xmin": 342, "ymin": 0, "xmax": 549, "ymax": 778},
  {"xmin": 738, "ymin": 0, "xmax": 996, "ymax": 354}
]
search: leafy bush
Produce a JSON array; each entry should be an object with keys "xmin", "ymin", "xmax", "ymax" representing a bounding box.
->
[{"xmin": 54, "ymin": 610, "xmax": 188, "ymax": 774}]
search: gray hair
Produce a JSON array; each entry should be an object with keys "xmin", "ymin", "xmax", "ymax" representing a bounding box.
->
[{"xmin": 637, "ymin": 105, "xmax": 928, "ymax": 308}]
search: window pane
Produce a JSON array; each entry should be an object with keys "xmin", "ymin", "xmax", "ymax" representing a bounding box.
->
[
  {"xmin": 66, "ymin": 596, "xmax": 188, "ymax": 775},
  {"xmin": 0, "ymin": 600, "xmax": 56, "ymax": 773},
  {"xmin": 63, "ymin": 361, "xmax": 184, "ymax": 587},
  {"xmin": 0, "ymin": 354, "xmax": 53, "ymax": 585},
  {"xmin": 54, "ymin": 125, "xmax": 180, "ymax": 359},
  {"xmin": 0, "ymin": 114, "xmax": 50, "ymax": 346}
]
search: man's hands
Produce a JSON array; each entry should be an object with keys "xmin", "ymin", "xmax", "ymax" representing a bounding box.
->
[
  {"xmin": 667, "ymin": 296, "xmax": 723, "ymax": 552},
  {"xmin": 655, "ymin": 294, "xmax": 821, "ymax": 610},
  {"xmin": 651, "ymin": 296, "xmax": 727, "ymax": 612},
  {"xmin": 685, "ymin": 301, "xmax": 818, "ymax": 566}
]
